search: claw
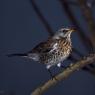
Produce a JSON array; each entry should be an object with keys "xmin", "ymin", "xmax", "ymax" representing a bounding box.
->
[{"xmin": 47, "ymin": 69, "xmax": 58, "ymax": 81}]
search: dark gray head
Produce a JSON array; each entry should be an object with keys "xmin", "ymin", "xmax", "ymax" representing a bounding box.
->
[{"xmin": 53, "ymin": 27, "xmax": 75, "ymax": 40}]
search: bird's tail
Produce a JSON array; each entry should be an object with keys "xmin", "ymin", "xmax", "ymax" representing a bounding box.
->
[
  {"xmin": 7, "ymin": 53, "xmax": 39, "ymax": 61},
  {"xmin": 7, "ymin": 53, "xmax": 28, "ymax": 57}
]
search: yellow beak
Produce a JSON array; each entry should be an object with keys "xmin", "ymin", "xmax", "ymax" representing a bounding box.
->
[{"xmin": 70, "ymin": 28, "xmax": 76, "ymax": 32}]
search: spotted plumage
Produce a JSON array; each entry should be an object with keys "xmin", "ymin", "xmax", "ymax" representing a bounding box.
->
[{"xmin": 7, "ymin": 27, "xmax": 75, "ymax": 69}]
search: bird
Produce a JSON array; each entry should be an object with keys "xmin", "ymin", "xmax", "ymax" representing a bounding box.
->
[{"xmin": 7, "ymin": 27, "xmax": 75, "ymax": 70}]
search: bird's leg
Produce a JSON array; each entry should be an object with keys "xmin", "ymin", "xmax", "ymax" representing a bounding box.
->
[{"xmin": 47, "ymin": 69, "xmax": 57, "ymax": 81}]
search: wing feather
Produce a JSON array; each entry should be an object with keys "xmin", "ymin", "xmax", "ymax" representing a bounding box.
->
[{"xmin": 28, "ymin": 39, "xmax": 58, "ymax": 54}]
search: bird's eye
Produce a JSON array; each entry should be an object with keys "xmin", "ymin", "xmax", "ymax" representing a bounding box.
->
[
  {"xmin": 62, "ymin": 30, "xmax": 68, "ymax": 33},
  {"xmin": 58, "ymin": 28, "xmax": 69, "ymax": 34}
]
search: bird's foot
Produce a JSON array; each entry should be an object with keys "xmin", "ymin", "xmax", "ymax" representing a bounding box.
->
[
  {"xmin": 47, "ymin": 69, "xmax": 58, "ymax": 81},
  {"xmin": 51, "ymin": 75, "xmax": 58, "ymax": 81}
]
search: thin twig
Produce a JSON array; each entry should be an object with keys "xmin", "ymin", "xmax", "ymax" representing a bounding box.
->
[
  {"xmin": 77, "ymin": 0, "xmax": 95, "ymax": 73},
  {"xmin": 59, "ymin": 0, "xmax": 93, "ymax": 53},
  {"xmin": 67, "ymin": 1, "xmax": 95, "ymax": 8},
  {"xmin": 31, "ymin": 54, "xmax": 95, "ymax": 95},
  {"xmin": 72, "ymin": 48, "xmax": 84, "ymax": 57},
  {"xmin": 30, "ymin": 0, "xmax": 54, "ymax": 36},
  {"xmin": 78, "ymin": 0, "xmax": 95, "ymax": 49},
  {"xmin": 82, "ymin": 64, "xmax": 95, "ymax": 75}
]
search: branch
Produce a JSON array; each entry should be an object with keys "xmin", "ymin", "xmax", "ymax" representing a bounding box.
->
[
  {"xmin": 30, "ymin": 0, "xmax": 54, "ymax": 36},
  {"xmin": 31, "ymin": 53, "xmax": 95, "ymax": 95},
  {"xmin": 78, "ymin": 0, "xmax": 95, "ymax": 48},
  {"xmin": 59, "ymin": 0, "xmax": 93, "ymax": 53},
  {"xmin": 82, "ymin": 64, "xmax": 95, "ymax": 75},
  {"xmin": 67, "ymin": 1, "xmax": 95, "ymax": 8}
]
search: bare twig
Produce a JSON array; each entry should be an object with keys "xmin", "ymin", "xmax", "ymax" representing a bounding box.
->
[
  {"xmin": 67, "ymin": 1, "xmax": 95, "ymax": 8},
  {"xmin": 77, "ymin": 0, "xmax": 95, "ymax": 73},
  {"xmin": 59, "ymin": 0, "xmax": 93, "ymax": 53},
  {"xmin": 78, "ymin": 0, "xmax": 95, "ymax": 49},
  {"xmin": 31, "ymin": 54, "xmax": 95, "ymax": 95},
  {"xmin": 67, "ymin": 48, "xmax": 84, "ymax": 63},
  {"xmin": 83, "ymin": 64, "xmax": 95, "ymax": 75},
  {"xmin": 72, "ymin": 48, "xmax": 84, "ymax": 57},
  {"xmin": 30, "ymin": 0, "xmax": 54, "ymax": 36}
]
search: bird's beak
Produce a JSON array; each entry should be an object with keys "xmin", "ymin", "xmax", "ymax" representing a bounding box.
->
[{"xmin": 70, "ymin": 28, "xmax": 76, "ymax": 32}]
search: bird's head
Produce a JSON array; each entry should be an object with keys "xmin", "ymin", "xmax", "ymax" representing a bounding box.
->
[{"xmin": 53, "ymin": 27, "xmax": 75, "ymax": 40}]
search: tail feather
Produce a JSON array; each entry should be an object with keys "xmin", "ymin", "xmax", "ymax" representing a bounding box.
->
[
  {"xmin": 7, "ymin": 53, "xmax": 39, "ymax": 61},
  {"xmin": 7, "ymin": 53, "xmax": 28, "ymax": 57}
]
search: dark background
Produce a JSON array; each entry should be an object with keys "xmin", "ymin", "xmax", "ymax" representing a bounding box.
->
[{"xmin": 0, "ymin": 0, "xmax": 95, "ymax": 95}]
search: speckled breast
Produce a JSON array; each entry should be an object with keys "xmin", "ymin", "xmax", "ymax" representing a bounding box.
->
[{"xmin": 39, "ymin": 39, "xmax": 72, "ymax": 66}]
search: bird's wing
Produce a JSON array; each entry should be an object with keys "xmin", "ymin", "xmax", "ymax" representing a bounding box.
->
[{"xmin": 28, "ymin": 39, "xmax": 58, "ymax": 54}]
